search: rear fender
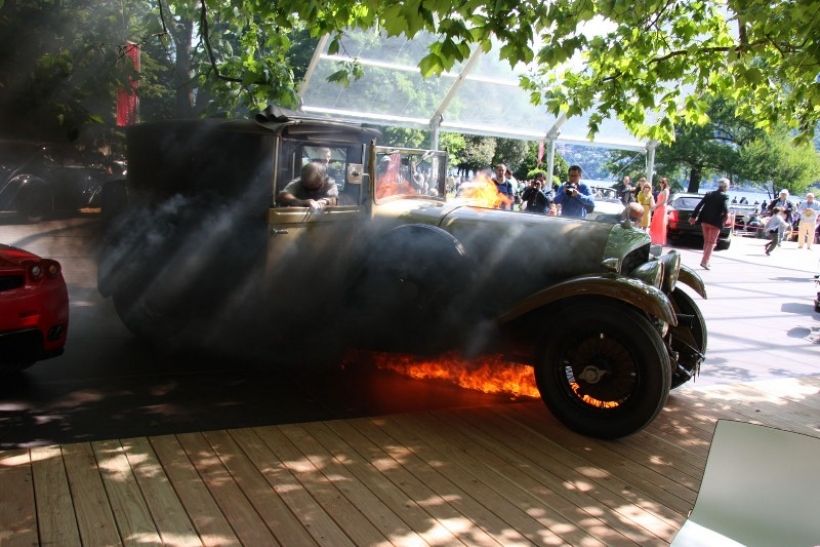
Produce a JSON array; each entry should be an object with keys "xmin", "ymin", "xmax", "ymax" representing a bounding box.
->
[
  {"xmin": 497, "ymin": 274, "xmax": 677, "ymax": 326},
  {"xmin": 677, "ymin": 264, "xmax": 707, "ymax": 299}
]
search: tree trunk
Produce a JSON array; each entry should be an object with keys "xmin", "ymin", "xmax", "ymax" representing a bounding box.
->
[
  {"xmin": 173, "ymin": 19, "xmax": 195, "ymax": 118},
  {"xmin": 687, "ymin": 165, "xmax": 702, "ymax": 193}
]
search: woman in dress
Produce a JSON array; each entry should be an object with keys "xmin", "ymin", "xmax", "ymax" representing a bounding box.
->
[
  {"xmin": 637, "ymin": 179, "xmax": 655, "ymax": 231},
  {"xmin": 650, "ymin": 177, "xmax": 670, "ymax": 244}
]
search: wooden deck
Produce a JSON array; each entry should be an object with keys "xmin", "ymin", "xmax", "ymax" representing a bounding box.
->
[{"xmin": 1, "ymin": 375, "xmax": 818, "ymax": 547}]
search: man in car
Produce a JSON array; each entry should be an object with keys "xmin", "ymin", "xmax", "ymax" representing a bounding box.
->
[
  {"xmin": 554, "ymin": 165, "xmax": 594, "ymax": 218},
  {"xmin": 276, "ymin": 162, "xmax": 338, "ymax": 209}
]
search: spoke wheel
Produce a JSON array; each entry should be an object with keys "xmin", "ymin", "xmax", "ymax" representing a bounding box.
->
[
  {"xmin": 669, "ymin": 288, "xmax": 707, "ymax": 389},
  {"xmin": 535, "ymin": 301, "xmax": 670, "ymax": 439}
]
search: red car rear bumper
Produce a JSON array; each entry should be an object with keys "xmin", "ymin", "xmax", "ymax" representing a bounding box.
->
[{"xmin": 0, "ymin": 274, "xmax": 68, "ymax": 365}]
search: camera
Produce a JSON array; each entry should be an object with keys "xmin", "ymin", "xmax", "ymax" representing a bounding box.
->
[{"xmin": 565, "ymin": 184, "xmax": 578, "ymax": 196}]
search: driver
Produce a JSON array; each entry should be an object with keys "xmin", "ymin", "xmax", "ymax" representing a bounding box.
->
[{"xmin": 276, "ymin": 162, "xmax": 338, "ymax": 209}]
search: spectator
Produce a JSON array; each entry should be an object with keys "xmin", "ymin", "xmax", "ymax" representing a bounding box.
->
[
  {"xmin": 620, "ymin": 175, "xmax": 635, "ymax": 205},
  {"xmin": 650, "ymin": 177, "xmax": 670, "ymax": 245},
  {"xmin": 689, "ymin": 177, "xmax": 730, "ymax": 270},
  {"xmin": 768, "ymin": 189, "xmax": 794, "ymax": 244},
  {"xmin": 764, "ymin": 207, "xmax": 790, "ymax": 256},
  {"xmin": 797, "ymin": 193, "xmax": 819, "ymax": 250},
  {"xmin": 637, "ymin": 180, "xmax": 655, "ymax": 231},
  {"xmin": 521, "ymin": 178, "xmax": 554, "ymax": 214},
  {"xmin": 553, "ymin": 165, "xmax": 594, "ymax": 218},
  {"xmin": 492, "ymin": 163, "xmax": 514, "ymax": 210}
]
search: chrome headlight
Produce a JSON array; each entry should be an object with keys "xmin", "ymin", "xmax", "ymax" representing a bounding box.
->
[
  {"xmin": 630, "ymin": 260, "xmax": 664, "ymax": 289},
  {"xmin": 659, "ymin": 251, "xmax": 681, "ymax": 293}
]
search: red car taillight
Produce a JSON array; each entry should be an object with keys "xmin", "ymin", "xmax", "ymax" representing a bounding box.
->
[
  {"xmin": 25, "ymin": 259, "xmax": 61, "ymax": 282},
  {"xmin": 668, "ymin": 208, "xmax": 679, "ymax": 224}
]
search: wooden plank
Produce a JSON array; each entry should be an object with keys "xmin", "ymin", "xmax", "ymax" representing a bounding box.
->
[
  {"xmin": 303, "ymin": 421, "xmax": 466, "ymax": 547},
  {"xmin": 504, "ymin": 404, "xmax": 697, "ymax": 514},
  {"xmin": 201, "ymin": 430, "xmax": 316, "ymax": 547},
  {"xmin": 378, "ymin": 413, "xmax": 574, "ymax": 546},
  {"xmin": 149, "ymin": 434, "xmax": 240, "ymax": 547},
  {"xmin": 61, "ymin": 442, "xmax": 123, "ymax": 546},
  {"xmin": 395, "ymin": 412, "xmax": 625, "ymax": 547},
  {"xmin": 253, "ymin": 425, "xmax": 390, "ymax": 547},
  {"xmin": 427, "ymin": 409, "xmax": 660, "ymax": 546},
  {"xmin": 120, "ymin": 437, "xmax": 201, "ymax": 547},
  {"xmin": 93, "ymin": 440, "xmax": 162, "ymax": 546},
  {"xmin": 228, "ymin": 428, "xmax": 353, "ymax": 547},
  {"xmin": 324, "ymin": 420, "xmax": 500, "ymax": 547},
  {"xmin": 0, "ymin": 450, "xmax": 37, "ymax": 547},
  {"xmin": 452, "ymin": 406, "xmax": 683, "ymax": 541},
  {"xmin": 30, "ymin": 446, "xmax": 81, "ymax": 547},
  {"xmin": 279, "ymin": 423, "xmax": 428, "ymax": 546},
  {"xmin": 176, "ymin": 432, "xmax": 278, "ymax": 546},
  {"xmin": 349, "ymin": 417, "xmax": 535, "ymax": 547}
]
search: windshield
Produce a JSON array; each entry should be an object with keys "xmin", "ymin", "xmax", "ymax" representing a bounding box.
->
[
  {"xmin": 374, "ymin": 147, "xmax": 446, "ymax": 202},
  {"xmin": 671, "ymin": 196, "xmax": 703, "ymax": 209}
]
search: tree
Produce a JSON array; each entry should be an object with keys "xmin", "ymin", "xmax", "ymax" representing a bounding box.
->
[
  {"xmin": 171, "ymin": 0, "xmax": 819, "ymax": 145},
  {"xmin": 492, "ymin": 138, "xmax": 528, "ymax": 172},
  {"xmin": 738, "ymin": 131, "xmax": 820, "ymax": 198},
  {"xmin": 454, "ymin": 135, "xmax": 496, "ymax": 175}
]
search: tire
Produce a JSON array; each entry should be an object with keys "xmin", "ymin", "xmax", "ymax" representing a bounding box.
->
[
  {"xmin": 715, "ymin": 238, "xmax": 731, "ymax": 250},
  {"xmin": 16, "ymin": 179, "xmax": 52, "ymax": 223},
  {"xmin": 112, "ymin": 281, "xmax": 187, "ymax": 343},
  {"xmin": 534, "ymin": 301, "xmax": 671, "ymax": 439},
  {"xmin": 669, "ymin": 288, "xmax": 707, "ymax": 389}
]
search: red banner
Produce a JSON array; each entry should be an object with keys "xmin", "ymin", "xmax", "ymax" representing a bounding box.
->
[{"xmin": 116, "ymin": 42, "xmax": 141, "ymax": 127}]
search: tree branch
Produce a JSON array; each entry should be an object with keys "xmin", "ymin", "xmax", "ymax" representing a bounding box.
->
[{"xmin": 199, "ymin": 0, "xmax": 243, "ymax": 83}]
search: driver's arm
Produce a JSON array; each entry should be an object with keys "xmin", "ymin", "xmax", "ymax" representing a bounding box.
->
[{"xmin": 276, "ymin": 190, "xmax": 313, "ymax": 207}]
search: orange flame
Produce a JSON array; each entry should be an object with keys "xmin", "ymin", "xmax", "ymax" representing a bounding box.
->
[
  {"xmin": 456, "ymin": 174, "xmax": 513, "ymax": 209},
  {"xmin": 371, "ymin": 352, "xmax": 539, "ymax": 398},
  {"xmin": 375, "ymin": 153, "xmax": 417, "ymax": 200},
  {"xmin": 569, "ymin": 381, "xmax": 621, "ymax": 409}
]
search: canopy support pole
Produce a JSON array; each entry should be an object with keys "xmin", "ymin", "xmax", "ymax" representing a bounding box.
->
[
  {"xmin": 545, "ymin": 113, "xmax": 567, "ymax": 184},
  {"xmin": 298, "ymin": 34, "xmax": 330, "ymax": 105},
  {"xmin": 646, "ymin": 140, "xmax": 658, "ymax": 184},
  {"xmin": 430, "ymin": 115, "xmax": 442, "ymax": 150}
]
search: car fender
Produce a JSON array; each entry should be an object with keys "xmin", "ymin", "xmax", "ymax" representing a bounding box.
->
[
  {"xmin": 677, "ymin": 264, "xmax": 707, "ymax": 299},
  {"xmin": 497, "ymin": 274, "xmax": 678, "ymax": 326}
]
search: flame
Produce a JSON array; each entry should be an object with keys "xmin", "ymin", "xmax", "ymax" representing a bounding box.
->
[
  {"xmin": 569, "ymin": 381, "xmax": 621, "ymax": 409},
  {"xmin": 375, "ymin": 153, "xmax": 417, "ymax": 199},
  {"xmin": 371, "ymin": 352, "xmax": 539, "ymax": 398},
  {"xmin": 456, "ymin": 173, "xmax": 513, "ymax": 209}
]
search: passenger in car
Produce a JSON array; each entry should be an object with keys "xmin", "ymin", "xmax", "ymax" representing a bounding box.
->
[{"xmin": 276, "ymin": 162, "xmax": 338, "ymax": 209}]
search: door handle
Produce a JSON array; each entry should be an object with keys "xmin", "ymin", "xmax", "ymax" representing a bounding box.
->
[{"xmin": 271, "ymin": 228, "xmax": 289, "ymax": 235}]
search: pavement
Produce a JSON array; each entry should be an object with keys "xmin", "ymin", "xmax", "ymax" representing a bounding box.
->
[{"xmin": 666, "ymin": 233, "xmax": 819, "ymax": 386}]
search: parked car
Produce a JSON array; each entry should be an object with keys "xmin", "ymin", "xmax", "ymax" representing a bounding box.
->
[
  {"xmin": 0, "ymin": 140, "xmax": 111, "ymax": 222},
  {"xmin": 587, "ymin": 185, "xmax": 625, "ymax": 220},
  {"xmin": 667, "ymin": 192, "xmax": 733, "ymax": 250},
  {"xmin": 0, "ymin": 244, "xmax": 69, "ymax": 371},
  {"xmin": 98, "ymin": 109, "xmax": 709, "ymax": 439}
]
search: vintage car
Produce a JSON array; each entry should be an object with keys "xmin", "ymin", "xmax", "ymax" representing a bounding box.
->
[
  {"xmin": 0, "ymin": 244, "xmax": 69, "ymax": 371},
  {"xmin": 98, "ymin": 109, "xmax": 708, "ymax": 439},
  {"xmin": 0, "ymin": 140, "xmax": 110, "ymax": 222},
  {"xmin": 667, "ymin": 192, "xmax": 733, "ymax": 250}
]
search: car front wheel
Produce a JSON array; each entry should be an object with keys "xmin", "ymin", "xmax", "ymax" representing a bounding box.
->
[{"xmin": 534, "ymin": 301, "xmax": 671, "ymax": 439}]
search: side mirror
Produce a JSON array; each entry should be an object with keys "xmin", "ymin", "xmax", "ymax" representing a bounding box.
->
[{"xmin": 346, "ymin": 163, "xmax": 363, "ymax": 185}]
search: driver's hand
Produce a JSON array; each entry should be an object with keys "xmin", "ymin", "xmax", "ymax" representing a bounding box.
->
[
  {"xmin": 307, "ymin": 199, "xmax": 324, "ymax": 211},
  {"xmin": 688, "ymin": 217, "xmax": 696, "ymax": 225}
]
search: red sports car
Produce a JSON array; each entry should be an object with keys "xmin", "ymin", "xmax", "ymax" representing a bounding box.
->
[{"xmin": 0, "ymin": 244, "xmax": 68, "ymax": 371}]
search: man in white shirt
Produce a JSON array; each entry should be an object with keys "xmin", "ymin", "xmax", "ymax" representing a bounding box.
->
[{"xmin": 797, "ymin": 193, "xmax": 819, "ymax": 249}]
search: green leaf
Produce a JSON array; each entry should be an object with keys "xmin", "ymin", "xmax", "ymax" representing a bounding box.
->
[
  {"xmin": 418, "ymin": 53, "xmax": 443, "ymax": 76},
  {"xmin": 327, "ymin": 37, "xmax": 340, "ymax": 55},
  {"xmin": 326, "ymin": 69, "xmax": 350, "ymax": 85}
]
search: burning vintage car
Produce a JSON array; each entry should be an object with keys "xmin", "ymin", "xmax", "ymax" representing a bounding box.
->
[{"xmin": 98, "ymin": 109, "xmax": 708, "ymax": 439}]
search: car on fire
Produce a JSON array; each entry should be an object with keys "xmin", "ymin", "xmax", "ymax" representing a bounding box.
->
[
  {"xmin": 0, "ymin": 244, "xmax": 68, "ymax": 371},
  {"xmin": 98, "ymin": 108, "xmax": 709, "ymax": 439}
]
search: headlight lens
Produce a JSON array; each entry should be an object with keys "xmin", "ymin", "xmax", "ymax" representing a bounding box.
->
[
  {"xmin": 630, "ymin": 260, "xmax": 664, "ymax": 289},
  {"xmin": 659, "ymin": 251, "xmax": 681, "ymax": 293}
]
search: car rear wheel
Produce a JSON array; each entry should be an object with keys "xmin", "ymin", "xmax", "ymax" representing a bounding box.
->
[
  {"xmin": 534, "ymin": 301, "xmax": 671, "ymax": 439},
  {"xmin": 669, "ymin": 288, "xmax": 707, "ymax": 389}
]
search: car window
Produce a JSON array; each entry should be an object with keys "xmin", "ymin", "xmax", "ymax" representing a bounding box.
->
[
  {"xmin": 374, "ymin": 149, "xmax": 443, "ymax": 202},
  {"xmin": 671, "ymin": 197, "xmax": 703, "ymax": 209}
]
